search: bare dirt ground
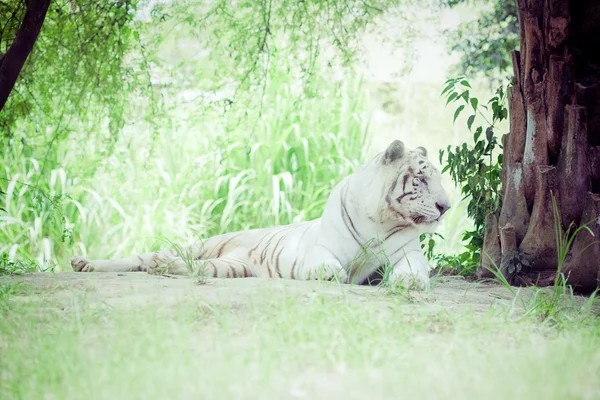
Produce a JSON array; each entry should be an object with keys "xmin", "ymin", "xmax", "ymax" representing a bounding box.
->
[
  {"xmin": 8, "ymin": 272, "xmax": 532, "ymax": 314},
  {"xmin": 5, "ymin": 272, "xmax": 600, "ymax": 400}
]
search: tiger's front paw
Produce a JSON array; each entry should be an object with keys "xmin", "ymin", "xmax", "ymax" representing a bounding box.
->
[
  {"xmin": 388, "ymin": 271, "xmax": 430, "ymax": 291},
  {"xmin": 309, "ymin": 262, "xmax": 348, "ymax": 283},
  {"xmin": 71, "ymin": 256, "xmax": 96, "ymax": 272}
]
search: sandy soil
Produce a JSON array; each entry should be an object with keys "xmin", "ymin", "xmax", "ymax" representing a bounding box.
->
[{"xmin": 7, "ymin": 272, "xmax": 531, "ymax": 314}]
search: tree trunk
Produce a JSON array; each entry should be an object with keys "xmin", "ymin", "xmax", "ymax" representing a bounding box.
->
[
  {"xmin": 0, "ymin": 0, "xmax": 51, "ymax": 112},
  {"xmin": 478, "ymin": 0, "xmax": 600, "ymax": 291}
]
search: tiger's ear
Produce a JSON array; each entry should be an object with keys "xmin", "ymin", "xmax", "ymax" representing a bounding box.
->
[
  {"xmin": 382, "ymin": 140, "xmax": 405, "ymax": 164},
  {"xmin": 415, "ymin": 146, "xmax": 427, "ymax": 157}
]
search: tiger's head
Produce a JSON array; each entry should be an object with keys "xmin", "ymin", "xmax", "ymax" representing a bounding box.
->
[{"xmin": 378, "ymin": 140, "xmax": 450, "ymax": 229}]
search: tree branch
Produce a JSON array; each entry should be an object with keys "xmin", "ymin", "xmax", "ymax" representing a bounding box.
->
[{"xmin": 0, "ymin": 0, "xmax": 51, "ymax": 112}]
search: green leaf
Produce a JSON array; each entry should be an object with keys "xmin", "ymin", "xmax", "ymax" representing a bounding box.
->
[
  {"xmin": 441, "ymin": 83, "xmax": 454, "ymax": 96},
  {"xmin": 453, "ymin": 105, "xmax": 465, "ymax": 123},
  {"xmin": 445, "ymin": 92, "xmax": 458, "ymax": 105},
  {"xmin": 470, "ymin": 97, "xmax": 478, "ymax": 111},
  {"xmin": 467, "ymin": 114, "xmax": 475, "ymax": 131},
  {"xmin": 486, "ymin": 126, "xmax": 494, "ymax": 142},
  {"xmin": 474, "ymin": 126, "xmax": 483, "ymax": 142},
  {"xmin": 460, "ymin": 80, "xmax": 472, "ymax": 88},
  {"xmin": 460, "ymin": 90, "xmax": 470, "ymax": 102},
  {"xmin": 491, "ymin": 101, "xmax": 499, "ymax": 117}
]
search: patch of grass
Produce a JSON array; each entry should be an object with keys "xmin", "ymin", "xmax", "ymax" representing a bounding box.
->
[
  {"xmin": 482, "ymin": 195, "xmax": 600, "ymax": 324},
  {"xmin": 0, "ymin": 252, "xmax": 45, "ymax": 275},
  {"xmin": 0, "ymin": 281, "xmax": 599, "ymax": 400},
  {"xmin": 0, "ymin": 280, "xmax": 18, "ymax": 307}
]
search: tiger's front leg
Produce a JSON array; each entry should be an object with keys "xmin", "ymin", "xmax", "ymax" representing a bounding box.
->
[
  {"xmin": 388, "ymin": 249, "xmax": 430, "ymax": 290},
  {"xmin": 307, "ymin": 261, "xmax": 349, "ymax": 282},
  {"xmin": 71, "ymin": 251, "xmax": 191, "ymax": 275},
  {"xmin": 302, "ymin": 246, "xmax": 348, "ymax": 282}
]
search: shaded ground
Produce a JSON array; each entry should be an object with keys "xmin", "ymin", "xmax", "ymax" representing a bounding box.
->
[{"xmin": 8, "ymin": 272, "xmax": 523, "ymax": 313}]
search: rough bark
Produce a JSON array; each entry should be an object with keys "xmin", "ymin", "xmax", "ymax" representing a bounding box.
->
[
  {"xmin": 546, "ymin": 55, "xmax": 574, "ymax": 162},
  {"xmin": 590, "ymin": 146, "xmax": 600, "ymax": 192},
  {"xmin": 577, "ymin": 83, "xmax": 600, "ymax": 147},
  {"xmin": 499, "ymin": 224, "xmax": 518, "ymax": 279},
  {"xmin": 556, "ymin": 105, "xmax": 591, "ymax": 227},
  {"xmin": 563, "ymin": 193, "xmax": 600, "ymax": 290},
  {"xmin": 478, "ymin": 213, "xmax": 501, "ymax": 279},
  {"xmin": 519, "ymin": 0, "xmax": 550, "ymax": 204},
  {"xmin": 506, "ymin": 60, "xmax": 527, "ymax": 164},
  {"xmin": 0, "ymin": 0, "xmax": 51, "ymax": 112},
  {"xmin": 519, "ymin": 166, "xmax": 558, "ymax": 270},
  {"xmin": 478, "ymin": 0, "xmax": 600, "ymax": 289},
  {"xmin": 498, "ymin": 162, "xmax": 530, "ymax": 242}
]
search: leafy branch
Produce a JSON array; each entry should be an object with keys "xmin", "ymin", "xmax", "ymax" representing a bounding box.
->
[{"xmin": 436, "ymin": 77, "xmax": 508, "ymax": 273}]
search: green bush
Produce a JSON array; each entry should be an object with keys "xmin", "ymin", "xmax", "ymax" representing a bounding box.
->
[{"xmin": 427, "ymin": 77, "xmax": 507, "ymax": 275}]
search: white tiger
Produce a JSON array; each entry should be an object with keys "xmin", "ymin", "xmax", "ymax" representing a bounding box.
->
[{"xmin": 71, "ymin": 140, "xmax": 450, "ymax": 289}]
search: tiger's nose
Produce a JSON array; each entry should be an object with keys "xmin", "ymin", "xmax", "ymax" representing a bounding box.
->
[{"xmin": 435, "ymin": 202, "xmax": 450, "ymax": 216}]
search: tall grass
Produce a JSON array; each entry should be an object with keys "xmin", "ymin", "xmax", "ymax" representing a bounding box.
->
[{"xmin": 0, "ymin": 76, "xmax": 369, "ymax": 271}]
